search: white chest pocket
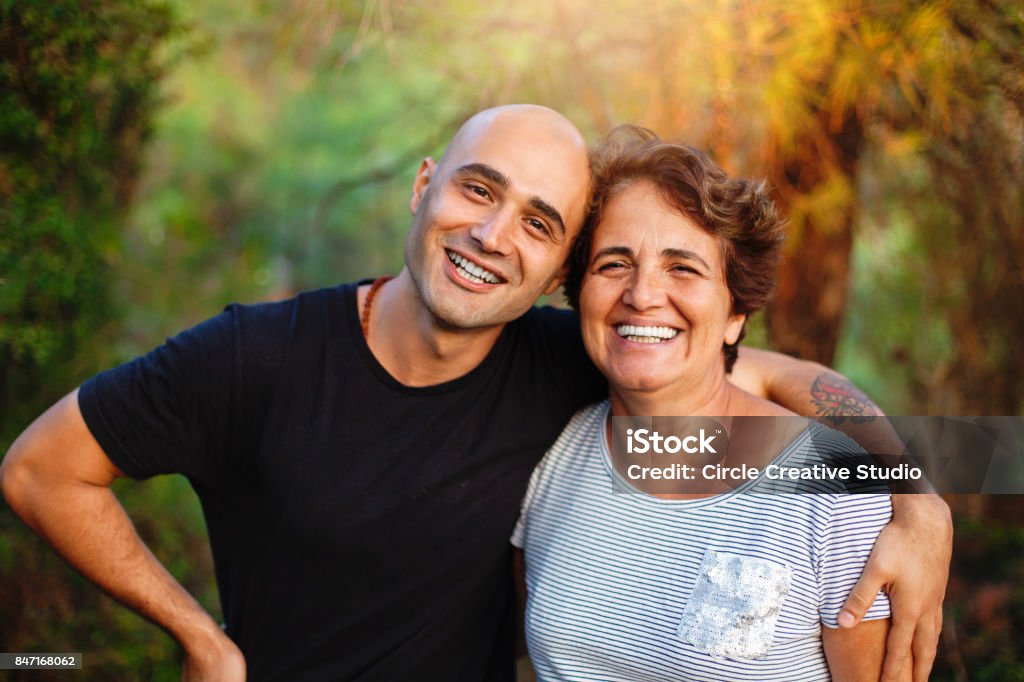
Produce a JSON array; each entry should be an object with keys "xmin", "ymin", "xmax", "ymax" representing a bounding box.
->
[{"xmin": 676, "ymin": 549, "xmax": 792, "ymax": 660}]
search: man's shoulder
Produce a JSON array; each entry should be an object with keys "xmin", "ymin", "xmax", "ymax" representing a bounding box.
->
[
  {"xmin": 227, "ymin": 282, "xmax": 353, "ymax": 322},
  {"xmin": 506, "ymin": 304, "xmax": 604, "ymax": 407},
  {"xmin": 219, "ymin": 283, "xmax": 353, "ymax": 340},
  {"xmin": 515, "ymin": 304, "xmax": 580, "ymax": 336},
  {"xmin": 507, "ymin": 305, "xmax": 586, "ymax": 366},
  {"xmin": 190, "ymin": 283, "xmax": 356, "ymax": 371}
]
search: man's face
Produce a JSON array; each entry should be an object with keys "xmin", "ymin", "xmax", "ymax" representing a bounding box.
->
[{"xmin": 404, "ymin": 109, "xmax": 590, "ymax": 330}]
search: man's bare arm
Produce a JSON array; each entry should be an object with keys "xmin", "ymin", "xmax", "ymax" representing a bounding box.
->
[
  {"xmin": 0, "ymin": 390, "xmax": 245, "ymax": 681},
  {"xmin": 731, "ymin": 346, "xmax": 951, "ymax": 682},
  {"xmin": 731, "ymin": 347, "xmax": 878, "ymax": 417}
]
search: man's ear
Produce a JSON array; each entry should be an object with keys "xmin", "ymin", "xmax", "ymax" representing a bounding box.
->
[
  {"xmin": 409, "ymin": 157, "xmax": 436, "ymax": 214},
  {"xmin": 725, "ymin": 312, "xmax": 746, "ymax": 345},
  {"xmin": 543, "ymin": 264, "xmax": 569, "ymax": 297}
]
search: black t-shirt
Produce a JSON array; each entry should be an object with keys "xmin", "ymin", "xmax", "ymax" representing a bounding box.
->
[{"xmin": 78, "ymin": 282, "xmax": 605, "ymax": 681}]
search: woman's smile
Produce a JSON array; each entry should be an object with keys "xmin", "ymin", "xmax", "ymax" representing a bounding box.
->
[{"xmin": 579, "ymin": 180, "xmax": 745, "ymax": 399}]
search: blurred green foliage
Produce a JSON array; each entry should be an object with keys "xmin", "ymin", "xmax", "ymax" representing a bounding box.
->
[
  {"xmin": 940, "ymin": 503, "xmax": 1024, "ymax": 681},
  {"xmin": 0, "ymin": 0, "xmax": 187, "ymax": 436},
  {"xmin": 0, "ymin": 1, "xmax": 204, "ymax": 678},
  {"xmin": 2, "ymin": 0, "xmax": 1022, "ymax": 678}
]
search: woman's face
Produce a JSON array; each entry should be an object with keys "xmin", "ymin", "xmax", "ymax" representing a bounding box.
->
[{"xmin": 579, "ymin": 180, "xmax": 745, "ymax": 397}]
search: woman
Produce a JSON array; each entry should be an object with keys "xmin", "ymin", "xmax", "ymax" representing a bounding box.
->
[{"xmin": 512, "ymin": 128, "xmax": 893, "ymax": 680}]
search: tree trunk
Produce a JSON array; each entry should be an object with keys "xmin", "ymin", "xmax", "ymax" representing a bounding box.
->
[
  {"xmin": 766, "ymin": 215, "xmax": 854, "ymax": 364},
  {"xmin": 765, "ymin": 111, "xmax": 863, "ymax": 365}
]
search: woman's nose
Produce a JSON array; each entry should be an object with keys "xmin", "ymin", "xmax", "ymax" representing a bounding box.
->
[{"xmin": 622, "ymin": 270, "xmax": 665, "ymax": 310}]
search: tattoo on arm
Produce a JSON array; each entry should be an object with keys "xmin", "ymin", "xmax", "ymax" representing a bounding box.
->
[{"xmin": 809, "ymin": 373, "xmax": 879, "ymax": 424}]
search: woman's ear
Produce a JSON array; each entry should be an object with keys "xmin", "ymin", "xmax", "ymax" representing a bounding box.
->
[{"xmin": 724, "ymin": 312, "xmax": 746, "ymax": 345}]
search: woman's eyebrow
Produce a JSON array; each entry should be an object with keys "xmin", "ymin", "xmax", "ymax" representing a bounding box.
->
[
  {"xmin": 662, "ymin": 248, "xmax": 710, "ymax": 270},
  {"xmin": 592, "ymin": 246, "xmax": 634, "ymax": 260}
]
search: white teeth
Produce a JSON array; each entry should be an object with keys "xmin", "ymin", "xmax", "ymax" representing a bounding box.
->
[
  {"xmin": 447, "ymin": 251, "xmax": 501, "ymax": 284},
  {"xmin": 615, "ymin": 324, "xmax": 680, "ymax": 343}
]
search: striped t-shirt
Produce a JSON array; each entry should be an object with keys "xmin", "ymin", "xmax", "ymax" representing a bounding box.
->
[{"xmin": 512, "ymin": 401, "xmax": 891, "ymax": 681}]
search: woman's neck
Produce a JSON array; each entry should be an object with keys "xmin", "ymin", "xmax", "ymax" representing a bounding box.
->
[{"xmin": 609, "ymin": 372, "xmax": 737, "ymax": 418}]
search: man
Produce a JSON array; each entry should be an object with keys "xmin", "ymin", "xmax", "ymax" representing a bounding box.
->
[{"xmin": 2, "ymin": 105, "xmax": 949, "ymax": 680}]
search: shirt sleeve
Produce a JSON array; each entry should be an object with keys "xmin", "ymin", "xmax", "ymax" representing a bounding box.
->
[
  {"xmin": 816, "ymin": 491, "xmax": 893, "ymax": 628},
  {"xmin": 78, "ymin": 305, "xmax": 244, "ymax": 485},
  {"xmin": 510, "ymin": 454, "xmax": 546, "ymax": 549},
  {"xmin": 511, "ymin": 418, "xmax": 573, "ymax": 550}
]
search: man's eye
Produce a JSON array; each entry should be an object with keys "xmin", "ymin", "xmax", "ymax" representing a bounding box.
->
[
  {"xmin": 597, "ymin": 261, "xmax": 626, "ymax": 272},
  {"xmin": 466, "ymin": 184, "xmax": 490, "ymax": 199},
  {"xmin": 527, "ymin": 218, "xmax": 550, "ymax": 236}
]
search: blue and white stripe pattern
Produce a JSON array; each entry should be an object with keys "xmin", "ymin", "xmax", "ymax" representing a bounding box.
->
[{"xmin": 512, "ymin": 402, "xmax": 891, "ymax": 681}]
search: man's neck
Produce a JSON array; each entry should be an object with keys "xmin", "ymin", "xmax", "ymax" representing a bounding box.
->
[{"xmin": 359, "ymin": 270, "xmax": 507, "ymax": 387}]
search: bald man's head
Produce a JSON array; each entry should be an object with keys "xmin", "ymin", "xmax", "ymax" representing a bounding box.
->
[
  {"xmin": 439, "ymin": 105, "xmax": 588, "ymax": 172},
  {"xmin": 402, "ymin": 104, "xmax": 591, "ymax": 330}
]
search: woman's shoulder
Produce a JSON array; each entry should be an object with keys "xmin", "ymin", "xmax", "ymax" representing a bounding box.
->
[
  {"xmin": 554, "ymin": 400, "xmax": 609, "ymax": 445},
  {"xmin": 729, "ymin": 385, "xmax": 799, "ymax": 417},
  {"xmin": 523, "ymin": 401, "xmax": 610, "ymax": 497}
]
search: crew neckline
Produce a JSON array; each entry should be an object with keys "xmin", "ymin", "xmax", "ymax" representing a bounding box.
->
[
  {"xmin": 344, "ymin": 280, "xmax": 513, "ymax": 396},
  {"xmin": 594, "ymin": 400, "xmax": 817, "ymax": 508}
]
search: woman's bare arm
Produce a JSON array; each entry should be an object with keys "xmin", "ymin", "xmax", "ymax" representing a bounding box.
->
[{"xmin": 824, "ymin": 619, "xmax": 911, "ymax": 682}]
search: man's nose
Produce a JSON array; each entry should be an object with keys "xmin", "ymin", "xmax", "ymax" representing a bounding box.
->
[{"xmin": 469, "ymin": 208, "xmax": 515, "ymax": 256}]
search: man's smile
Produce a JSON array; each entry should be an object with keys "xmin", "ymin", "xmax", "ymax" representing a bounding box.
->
[{"xmin": 446, "ymin": 249, "xmax": 507, "ymax": 285}]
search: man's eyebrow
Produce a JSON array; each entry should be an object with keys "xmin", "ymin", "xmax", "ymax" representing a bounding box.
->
[
  {"xmin": 529, "ymin": 197, "xmax": 566, "ymax": 237},
  {"xmin": 454, "ymin": 163, "xmax": 510, "ymax": 190},
  {"xmin": 663, "ymin": 248, "xmax": 710, "ymax": 270},
  {"xmin": 455, "ymin": 163, "xmax": 566, "ymax": 238}
]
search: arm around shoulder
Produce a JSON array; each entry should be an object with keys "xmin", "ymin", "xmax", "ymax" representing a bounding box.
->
[
  {"xmin": 1, "ymin": 390, "xmax": 245, "ymax": 681},
  {"xmin": 839, "ymin": 493, "xmax": 950, "ymax": 682},
  {"xmin": 731, "ymin": 348, "xmax": 950, "ymax": 681},
  {"xmin": 730, "ymin": 347, "xmax": 880, "ymax": 419}
]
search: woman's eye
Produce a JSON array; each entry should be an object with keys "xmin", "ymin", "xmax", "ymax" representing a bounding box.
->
[
  {"xmin": 671, "ymin": 264, "xmax": 698, "ymax": 274},
  {"xmin": 597, "ymin": 261, "xmax": 626, "ymax": 272}
]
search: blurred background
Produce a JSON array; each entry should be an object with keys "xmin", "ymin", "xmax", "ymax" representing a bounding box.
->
[{"xmin": 1, "ymin": 0, "xmax": 1022, "ymax": 679}]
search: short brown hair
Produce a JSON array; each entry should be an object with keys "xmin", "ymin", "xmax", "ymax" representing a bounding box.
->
[{"xmin": 565, "ymin": 126, "xmax": 785, "ymax": 373}]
